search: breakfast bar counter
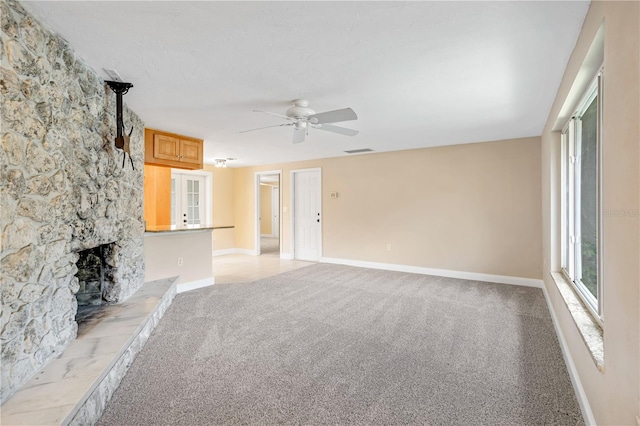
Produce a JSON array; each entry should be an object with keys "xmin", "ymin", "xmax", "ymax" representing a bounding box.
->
[
  {"xmin": 143, "ymin": 226, "xmax": 233, "ymax": 292},
  {"xmin": 144, "ymin": 225, "xmax": 233, "ymax": 234}
]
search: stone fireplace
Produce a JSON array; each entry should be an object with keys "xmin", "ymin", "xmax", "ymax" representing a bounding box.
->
[{"xmin": 1, "ymin": 0, "xmax": 145, "ymax": 404}]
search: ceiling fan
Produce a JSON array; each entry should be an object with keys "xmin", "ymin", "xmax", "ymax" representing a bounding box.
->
[{"xmin": 240, "ymin": 99, "xmax": 358, "ymax": 144}]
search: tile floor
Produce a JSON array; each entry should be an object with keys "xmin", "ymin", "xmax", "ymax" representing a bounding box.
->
[
  {"xmin": 212, "ymin": 254, "xmax": 312, "ymax": 284},
  {"xmin": 259, "ymin": 236, "xmax": 280, "ymax": 255}
]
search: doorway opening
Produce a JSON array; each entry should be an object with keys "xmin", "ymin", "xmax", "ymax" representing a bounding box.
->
[{"xmin": 255, "ymin": 171, "xmax": 281, "ymax": 256}]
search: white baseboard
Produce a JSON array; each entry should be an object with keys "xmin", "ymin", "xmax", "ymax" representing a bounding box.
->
[
  {"xmin": 280, "ymin": 252, "xmax": 293, "ymax": 260},
  {"xmin": 260, "ymin": 234, "xmax": 271, "ymax": 237},
  {"xmin": 212, "ymin": 248, "xmax": 236, "ymax": 257},
  {"xmin": 319, "ymin": 257, "xmax": 544, "ymax": 288},
  {"xmin": 176, "ymin": 277, "xmax": 215, "ymax": 293},
  {"xmin": 540, "ymin": 285, "xmax": 596, "ymax": 426}
]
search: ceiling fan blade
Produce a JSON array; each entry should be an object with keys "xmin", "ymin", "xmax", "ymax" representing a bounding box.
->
[
  {"xmin": 252, "ymin": 109, "xmax": 293, "ymax": 120},
  {"xmin": 314, "ymin": 123, "xmax": 359, "ymax": 137},
  {"xmin": 239, "ymin": 123, "xmax": 292, "ymax": 134},
  {"xmin": 308, "ymin": 107, "xmax": 357, "ymax": 124},
  {"xmin": 292, "ymin": 128, "xmax": 306, "ymax": 144}
]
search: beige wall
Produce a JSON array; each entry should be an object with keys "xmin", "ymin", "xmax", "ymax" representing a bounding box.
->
[
  {"xmin": 260, "ymin": 184, "xmax": 273, "ymax": 235},
  {"xmin": 230, "ymin": 136, "xmax": 542, "ymax": 279},
  {"xmin": 204, "ymin": 165, "xmax": 235, "ymax": 251},
  {"xmin": 541, "ymin": 1, "xmax": 639, "ymax": 424}
]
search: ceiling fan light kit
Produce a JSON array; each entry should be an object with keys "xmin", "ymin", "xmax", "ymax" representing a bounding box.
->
[{"xmin": 241, "ymin": 99, "xmax": 359, "ymax": 144}]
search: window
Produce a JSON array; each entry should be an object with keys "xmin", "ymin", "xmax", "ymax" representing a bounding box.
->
[{"xmin": 560, "ymin": 69, "xmax": 603, "ymax": 321}]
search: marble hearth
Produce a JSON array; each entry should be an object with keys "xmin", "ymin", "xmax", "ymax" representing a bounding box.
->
[{"xmin": 1, "ymin": 278, "xmax": 177, "ymax": 426}]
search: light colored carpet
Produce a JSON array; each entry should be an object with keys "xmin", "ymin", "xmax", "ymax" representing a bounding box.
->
[{"xmin": 98, "ymin": 264, "xmax": 583, "ymax": 425}]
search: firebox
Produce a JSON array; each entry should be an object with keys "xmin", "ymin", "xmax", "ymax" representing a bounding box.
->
[{"xmin": 75, "ymin": 243, "xmax": 113, "ymax": 323}]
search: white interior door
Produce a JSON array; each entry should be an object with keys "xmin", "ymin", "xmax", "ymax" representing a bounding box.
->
[
  {"xmin": 293, "ymin": 169, "xmax": 321, "ymax": 261},
  {"xmin": 272, "ymin": 187, "xmax": 280, "ymax": 238},
  {"xmin": 172, "ymin": 173, "xmax": 205, "ymax": 228}
]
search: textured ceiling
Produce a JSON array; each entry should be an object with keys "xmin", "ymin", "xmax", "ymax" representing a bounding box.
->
[{"xmin": 24, "ymin": 1, "xmax": 590, "ymax": 167}]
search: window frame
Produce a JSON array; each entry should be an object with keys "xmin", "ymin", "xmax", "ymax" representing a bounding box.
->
[{"xmin": 560, "ymin": 68, "xmax": 604, "ymax": 325}]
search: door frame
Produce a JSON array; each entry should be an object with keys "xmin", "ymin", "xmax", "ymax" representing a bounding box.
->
[
  {"xmin": 254, "ymin": 170, "xmax": 282, "ymax": 256},
  {"xmin": 171, "ymin": 169, "xmax": 212, "ymax": 229},
  {"xmin": 272, "ymin": 186, "xmax": 280, "ymax": 238},
  {"xmin": 290, "ymin": 167, "xmax": 322, "ymax": 261}
]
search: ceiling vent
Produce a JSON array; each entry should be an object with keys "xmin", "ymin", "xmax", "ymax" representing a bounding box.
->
[{"xmin": 344, "ymin": 148, "xmax": 373, "ymax": 154}]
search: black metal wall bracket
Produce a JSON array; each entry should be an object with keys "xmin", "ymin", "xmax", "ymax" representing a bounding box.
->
[{"xmin": 105, "ymin": 80, "xmax": 135, "ymax": 170}]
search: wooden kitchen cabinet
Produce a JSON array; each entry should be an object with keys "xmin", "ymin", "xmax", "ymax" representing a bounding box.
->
[
  {"xmin": 145, "ymin": 128, "xmax": 203, "ymax": 169},
  {"xmin": 143, "ymin": 164, "xmax": 171, "ymax": 228}
]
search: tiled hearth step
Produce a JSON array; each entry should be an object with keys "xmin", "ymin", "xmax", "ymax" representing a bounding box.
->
[{"xmin": 1, "ymin": 278, "xmax": 178, "ymax": 426}]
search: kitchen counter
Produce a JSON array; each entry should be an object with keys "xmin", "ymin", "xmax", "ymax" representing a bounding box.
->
[
  {"xmin": 143, "ymin": 227, "xmax": 225, "ymax": 292},
  {"xmin": 145, "ymin": 225, "xmax": 234, "ymax": 234}
]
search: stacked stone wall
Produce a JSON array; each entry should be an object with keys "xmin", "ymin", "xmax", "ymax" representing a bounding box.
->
[{"xmin": 1, "ymin": 0, "xmax": 145, "ymax": 403}]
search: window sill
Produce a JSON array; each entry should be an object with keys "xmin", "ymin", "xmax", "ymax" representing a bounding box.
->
[{"xmin": 549, "ymin": 271, "xmax": 604, "ymax": 372}]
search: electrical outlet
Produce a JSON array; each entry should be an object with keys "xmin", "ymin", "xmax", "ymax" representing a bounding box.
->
[
  {"xmin": 177, "ymin": 257, "xmax": 184, "ymax": 267},
  {"xmin": 386, "ymin": 243, "xmax": 391, "ymax": 251}
]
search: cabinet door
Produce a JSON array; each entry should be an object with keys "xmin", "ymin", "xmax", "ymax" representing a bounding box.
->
[
  {"xmin": 180, "ymin": 139, "xmax": 202, "ymax": 165},
  {"xmin": 153, "ymin": 134, "xmax": 180, "ymax": 161}
]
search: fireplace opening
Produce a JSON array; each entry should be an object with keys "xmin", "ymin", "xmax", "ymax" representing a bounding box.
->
[{"xmin": 75, "ymin": 243, "xmax": 113, "ymax": 324}]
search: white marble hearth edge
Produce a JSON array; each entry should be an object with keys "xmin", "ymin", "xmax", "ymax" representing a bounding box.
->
[{"xmin": 1, "ymin": 277, "xmax": 178, "ymax": 426}]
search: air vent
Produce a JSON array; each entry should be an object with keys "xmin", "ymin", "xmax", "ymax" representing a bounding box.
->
[{"xmin": 344, "ymin": 148, "xmax": 374, "ymax": 154}]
